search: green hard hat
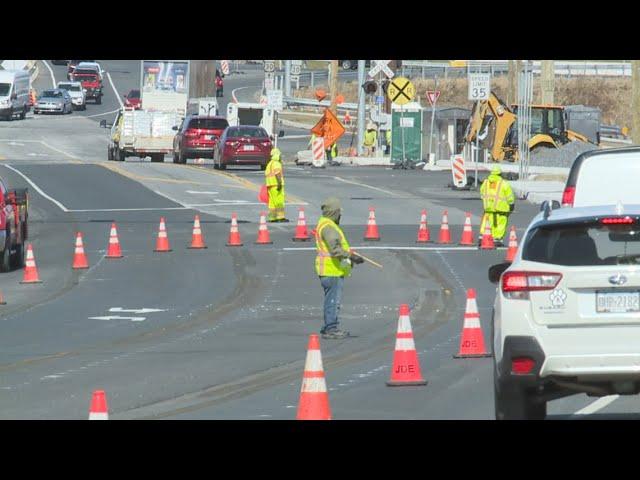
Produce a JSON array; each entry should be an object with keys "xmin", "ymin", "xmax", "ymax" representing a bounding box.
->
[
  {"xmin": 491, "ymin": 164, "xmax": 502, "ymax": 175},
  {"xmin": 270, "ymin": 147, "xmax": 281, "ymax": 160}
]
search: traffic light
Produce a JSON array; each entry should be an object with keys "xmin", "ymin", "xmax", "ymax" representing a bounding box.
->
[{"xmin": 362, "ymin": 80, "xmax": 377, "ymax": 94}]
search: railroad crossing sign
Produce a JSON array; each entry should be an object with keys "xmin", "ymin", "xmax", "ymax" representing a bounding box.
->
[
  {"xmin": 387, "ymin": 77, "xmax": 415, "ymax": 105},
  {"xmin": 468, "ymin": 72, "xmax": 490, "ymax": 101},
  {"xmin": 426, "ymin": 90, "xmax": 441, "ymax": 106},
  {"xmin": 264, "ymin": 61, "xmax": 275, "ymax": 73},
  {"xmin": 369, "ymin": 60, "xmax": 395, "ymax": 79}
]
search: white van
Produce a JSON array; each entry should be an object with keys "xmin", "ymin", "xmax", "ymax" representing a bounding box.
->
[
  {"xmin": 562, "ymin": 147, "xmax": 640, "ymax": 207},
  {"xmin": 0, "ymin": 69, "xmax": 31, "ymax": 121}
]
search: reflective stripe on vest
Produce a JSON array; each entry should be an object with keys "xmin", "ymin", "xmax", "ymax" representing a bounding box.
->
[
  {"xmin": 265, "ymin": 160, "xmax": 283, "ymax": 187},
  {"xmin": 315, "ymin": 217, "xmax": 351, "ymax": 277}
]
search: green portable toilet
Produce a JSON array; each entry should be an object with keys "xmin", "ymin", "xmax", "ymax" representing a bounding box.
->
[{"xmin": 391, "ymin": 102, "xmax": 423, "ymax": 165}]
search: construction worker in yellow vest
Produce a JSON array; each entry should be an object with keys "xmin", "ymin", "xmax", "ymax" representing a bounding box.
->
[
  {"xmin": 363, "ymin": 122, "xmax": 377, "ymax": 156},
  {"xmin": 315, "ymin": 197, "xmax": 364, "ymax": 339},
  {"xmin": 325, "ymin": 141, "xmax": 338, "ymax": 165},
  {"xmin": 385, "ymin": 129, "xmax": 391, "ymax": 155},
  {"xmin": 479, "ymin": 165, "xmax": 515, "ymax": 246},
  {"xmin": 264, "ymin": 147, "xmax": 288, "ymax": 222}
]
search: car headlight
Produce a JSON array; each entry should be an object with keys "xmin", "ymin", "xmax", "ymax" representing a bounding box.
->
[{"xmin": 0, "ymin": 99, "xmax": 9, "ymax": 106}]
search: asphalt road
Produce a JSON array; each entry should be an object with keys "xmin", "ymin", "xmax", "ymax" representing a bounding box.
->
[{"xmin": 0, "ymin": 60, "xmax": 635, "ymax": 419}]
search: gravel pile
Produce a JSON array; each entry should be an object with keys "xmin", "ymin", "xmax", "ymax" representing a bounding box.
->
[{"xmin": 529, "ymin": 141, "xmax": 598, "ymax": 169}]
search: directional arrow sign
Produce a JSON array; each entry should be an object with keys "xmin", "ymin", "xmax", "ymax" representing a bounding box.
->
[
  {"xmin": 89, "ymin": 316, "xmax": 147, "ymax": 322},
  {"xmin": 109, "ymin": 308, "xmax": 166, "ymax": 314}
]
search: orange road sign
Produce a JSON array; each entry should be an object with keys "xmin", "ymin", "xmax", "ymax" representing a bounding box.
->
[{"xmin": 311, "ymin": 108, "xmax": 346, "ymax": 148}]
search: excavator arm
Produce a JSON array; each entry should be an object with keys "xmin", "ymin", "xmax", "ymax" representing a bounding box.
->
[{"xmin": 466, "ymin": 92, "xmax": 517, "ymax": 162}]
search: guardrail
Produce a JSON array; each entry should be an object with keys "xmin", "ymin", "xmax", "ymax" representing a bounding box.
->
[{"xmin": 284, "ymin": 96, "xmax": 362, "ymax": 111}]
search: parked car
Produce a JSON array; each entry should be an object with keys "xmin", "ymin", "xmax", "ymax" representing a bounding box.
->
[
  {"xmin": 34, "ymin": 89, "xmax": 73, "ymax": 115},
  {"xmin": 172, "ymin": 115, "xmax": 229, "ymax": 164},
  {"xmin": 490, "ymin": 201, "xmax": 640, "ymax": 419},
  {"xmin": 562, "ymin": 146, "xmax": 640, "ymax": 208},
  {"xmin": 214, "ymin": 125, "xmax": 274, "ymax": 170},
  {"xmin": 339, "ymin": 60, "xmax": 371, "ymax": 70},
  {"xmin": 57, "ymin": 81, "xmax": 86, "ymax": 110},
  {"xmin": 0, "ymin": 69, "xmax": 31, "ymax": 121},
  {"xmin": 123, "ymin": 89, "xmax": 141, "ymax": 109}
]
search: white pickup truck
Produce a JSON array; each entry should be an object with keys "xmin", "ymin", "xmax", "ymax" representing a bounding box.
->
[{"xmin": 102, "ymin": 108, "xmax": 180, "ymax": 162}]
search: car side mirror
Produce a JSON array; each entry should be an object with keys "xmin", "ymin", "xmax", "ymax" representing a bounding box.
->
[
  {"xmin": 99, "ymin": 119, "xmax": 107, "ymax": 128},
  {"xmin": 539, "ymin": 200, "xmax": 561, "ymax": 212},
  {"xmin": 172, "ymin": 126, "xmax": 178, "ymax": 131},
  {"xmin": 278, "ymin": 130, "xmax": 285, "ymax": 138},
  {"xmin": 488, "ymin": 262, "xmax": 511, "ymax": 284}
]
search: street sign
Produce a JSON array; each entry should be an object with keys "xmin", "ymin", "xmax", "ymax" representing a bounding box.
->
[
  {"xmin": 291, "ymin": 64, "xmax": 301, "ymax": 75},
  {"xmin": 221, "ymin": 60, "xmax": 230, "ymax": 75},
  {"xmin": 426, "ymin": 90, "xmax": 441, "ymax": 106},
  {"xmin": 264, "ymin": 75, "xmax": 274, "ymax": 91},
  {"xmin": 290, "ymin": 74, "xmax": 300, "ymax": 83},
  {"xmin": 311, "ymin": 108, "xmax": 346, "ymax": 148},
  {"xmin": 376, "ymin": 95, "xmax": 385, "ymax": 104},
  {"xmin": 264, "ymin": 61, "xmax": 275, "ymax": 73},
  {"xmin": 387, "ymin": 77, "xmax": 415, "ymax": 105},
  {"xmin": 369, "ymin": 60, "xmax": 395, "ymax": 79},
  {"xmin": 266, "ymin": 89, "xmax": 283, "ymax": 110},
  {"xmin": 468, "ymin": 73, "xmax": 490, "ymax": 101}
]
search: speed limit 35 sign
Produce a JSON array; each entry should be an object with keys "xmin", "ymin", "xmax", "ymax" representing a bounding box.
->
[{"xmin": 468, "ymin": 73, "xmax": 490, "ymax": 101}]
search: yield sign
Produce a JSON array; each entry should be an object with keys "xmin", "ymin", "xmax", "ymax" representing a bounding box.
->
[
  {"xmin": 368, "ymin": 60, "xmax": 395, "ymax": 79},
  {"xmin": 311, "ymin": 108, "xmax": 346, "ymax": 148},
  {"xmin": 426, "ymin": 90, "xmax": 441, "ymax": 106}
]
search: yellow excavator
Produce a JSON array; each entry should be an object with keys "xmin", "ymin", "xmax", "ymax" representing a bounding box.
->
[{"xmin": 465, "ymin": 92, "xmax": 593, "ymax": 162}]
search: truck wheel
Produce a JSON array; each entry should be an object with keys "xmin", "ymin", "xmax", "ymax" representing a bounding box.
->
[
  {"xmin": 10, "ymin": 242, "xmax": 24, "ymax": 270},
  {"xmin": 173, "ymin": 152, "xmax": 180, "ymax": 164},
  {"xmin": 117, "ymin": 147, "xmax": 125, "ymax": 162},
  {"xmin": 1, "ymin": 235, "xmax": 11, "ymax": 273},
  {"xmin": 179, "ymin": 152, "xmax": 186, "ymax": 164},
  {"xmin": 108, "ymin": 147, "xmax": 113, "ymax": 161}
]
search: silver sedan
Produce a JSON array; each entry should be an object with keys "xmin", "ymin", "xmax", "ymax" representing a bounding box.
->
[{"xmin": 34, "ymin": 89, "xmax": 73, "ymax": 115}]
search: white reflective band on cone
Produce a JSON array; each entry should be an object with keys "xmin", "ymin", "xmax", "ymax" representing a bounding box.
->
[
  {"xmin": 394, "ymin": 337, "xmax": 416, "ymax": 351},
  {"xmin": 397, "ymin": 315, "xmax": 413, "ymax": 333},
  {"xmin": 301, "ymin": 377, "xmax": 328, "ymax": 393},
  {"xmin": 89, "ymin": 412, "xmax": 108, "ymax": 420},
  {"xmin": 463, "ymin": 317, "xmax": 481, "ymax": 328},
  {"xmin": 304, "ymin": 349, "xmax": 324, "ymax": 371}
]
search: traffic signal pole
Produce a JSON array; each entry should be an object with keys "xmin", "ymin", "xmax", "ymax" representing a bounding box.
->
[{"xmin": 357, "ymin": 60, "xmax": 366, "ymax": 156}]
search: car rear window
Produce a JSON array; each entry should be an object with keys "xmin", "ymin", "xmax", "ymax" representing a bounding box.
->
[
  {"xmin": 128, "ymin": 90, "xmax": 140, "ymax": 99},
  {"xmin": 74, "ymin": 70, "xmax": 98, "ymax": 77},
  {"xmin": 227, "ymin": 127, "xmax": 268, "ymax": 138},
  {"xmin": 188, "ymin": 118, "xmax": 228, "ymax": 130},
  {"xmin": 523, "ymin": 221, "xmax": 640, "ymax": 266}
]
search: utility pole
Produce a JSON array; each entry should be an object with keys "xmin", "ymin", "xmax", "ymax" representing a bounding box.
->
[
  {"xmin": 284, "ymin": 60, "xmax": 291, "ymax": 97},
  {"xmin": 507, "ymin": 60, "xmax": 517, "ymax": 106},
  {"xmin": 357, "ymin": 60, "xmax": 366, "ymax": 156},
  {"xmin": 189, "ymin": 60, "xmax": 217, "ymax": 98},
  {"xmin": 633, "ymin": 61, "xmax": 640, "ymax": 145},
  {"xmin": 329, "ymin": 60, "xmax": 339, "ymax": 115},
  {"xmin": 540, "ymin": 60, "xmax": 555, "ymax": 104}
]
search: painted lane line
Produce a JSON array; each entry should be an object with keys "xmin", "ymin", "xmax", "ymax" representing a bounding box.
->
[
  {"xmin": 0, "ymin": 139, "xmax": 83, "ymax": 163},
  {"xmin": 107, "ymin": 72, "xmax": 124, "ymax": 108},
  {"xmin": 186, "ymin": 190, "xmax": 219, "ymax": 195},
  {"xmin": 109, "ymin": 308, "xmax": 166, "ymax": 314},
  {"xmin": 1, "ymin": 164, "xmax": 69, "ymax": 212},
  {"xmin": 333, "ymin": 176, "xmax": 400, "ymax": 197},
  {"xmin": 83, "ymin": 108, "xmax": 120, "ymax": 118},
  {"xmin": 89, "ymin": 315, "xmax": 146, "ymax": 322},
  {"xmin": 282, "ymin": 246, "xmax": 481, "ymax": 252},
  {"xmin": 573, "ymin": 395, "xmax": 620, "ymax": 416},
  {"xmin": 231, "ymin": 86, "xmax": 251, "ymax": 103},
  {"xmin": 42, "ymin": 60, "xmax": 56, "ymax": 88}
]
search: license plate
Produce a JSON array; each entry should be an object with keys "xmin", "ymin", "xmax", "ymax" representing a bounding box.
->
[
  {"xmin": 242, "ymin": 144, "xmax": 255, "ymax": 151},
  {"xmin": 596, "ymin": 291, "xmax": 640, "ymax": 313}
]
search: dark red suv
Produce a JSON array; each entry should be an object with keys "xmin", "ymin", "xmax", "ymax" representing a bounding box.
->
[
  {"xmin": 172, "ymin": 115, "xmax": 229, "ymax": 164},
  {"xmin": 214, "ymin": 126, "xmax": 273, "ymax": 170}
]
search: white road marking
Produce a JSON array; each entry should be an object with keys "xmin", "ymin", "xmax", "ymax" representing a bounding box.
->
[
  {"xmin": 89, "ymin": 315, "xmax": 146, "ymax": 322},
  {"xmin": 283, "ymin": 246, "xmax": 481, "ymax": 251},
  {"xmin": 0, "ymin": 138, "xmax": 83, "ymax": 162},
  {"xmin": 109, "ymin": 308, "xmax": 166, "ymax": 314},
  {"xmin": 333, "ymin": 176, "xmax": 400, "ymax": 197},
  {"xmin": 7, "ymin": 142, "xmax": 25, "ymax": 146},
  {"xmin": 42, "ymin": 60, "xmax": 56, "ymax": 88},
  {"xmin": 66, "ymin": 207, "xmax": 189, "ymax": 212},
  {"xmin": 231, "ymin": 86, "xmax": 252, "ymax": 103},
  {"xmin": 280, "ymin": 135, "xmax": 311, "ymax": 140},
  {"xmin": 573, "ymin": 395, "xmax": 620, "ymax": 416},
  {"xmin": 27, "ymin": 153, "xmax": 49, "ymax": 157},
  {"xmin": 107, "ymin": 72, "xmax": 124, "ymax": 108},
  {"xmin": 1, "ymin": 164, "xmax": 69, "ymax": 212},
  {"xmin": 186, "ymin": 190, "xmax": 219, "ymax": 195},
  {"xmin": 84, "ymin": 108, "xmax": 120, "ymax": 118}
]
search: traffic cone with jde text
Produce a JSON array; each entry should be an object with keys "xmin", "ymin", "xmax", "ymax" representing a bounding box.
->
[
  {"xmin": 255, "ymin": 212, "xmax": 273, "ymax": 245},
  {"xmin": 505, "ymin": 226, "xmax": 518, "ymax": 262},
  {"xmin": 453, "ymin": 288, "xmax": 492, "ymax": 358},
  {"xmin": 105, "ymin": 223, "xmax": 123, "ymax": 258},
  {"xmin": 386, "ymin": 304, "xmax": 428, "ymax": 386},
  {"xmin": 416, "ymin": 209, "xmax": 431, "ymax": 243},
  {"xmin": 72, "ymin": 232, "xmax": 89, "ymax": 269},
  {"xmin": 364, "ymin": 207, "xmax": 381, "ymax": 241},
  {"xmin": 154, "ymin": 217, "xmax": 172, "ymax": 252},
  {"xmin": 459, "ymin": 212, "xmax": 474, "ymax": 246},
  {"xmin": 480, "ymin": 220, "xmax": 495, "ymax": 250},
  {"xmin": 292, "ymin": 207, "xmax": 310, "ymax": 241},
  {"xmin": 297, "ymin": 334, "xmax": 332, "ymax": 420},
  {"xmin": 438, "ymin": 210, "xmax": 451, "ymax": 244},
  {"xmin": 226, "ymin": 213, "xmax": 243, "ymax": 246},
  {"xmin": 89, "ymin": 390, "xmax": 109, "ymax": 420},
  {"xmin": 188, "ymin": 215, "xmax": 207, "ymax": 249},
  {"xmin": 21, "ymin": 244, "xmax": 42, "ymax": 284}
]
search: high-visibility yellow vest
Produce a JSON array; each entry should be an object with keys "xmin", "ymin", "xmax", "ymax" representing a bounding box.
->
[
  {"xmin": 364, "ymin": 130, "xmax": 377, "ymax": 146},
  {"xmin": 315, "ymin": 216, "xmax": 351, "ymax": 277},
  {"xmin": 480, "ymin": 174, "xmax": 514, "ymax": 213},
  {"xmin": 386, "ymin": 130, "xmax": 391, "ymax": 144},
  {"xmin": 265, "ymin": 159, "xmax": 284, "ymax": 188}
]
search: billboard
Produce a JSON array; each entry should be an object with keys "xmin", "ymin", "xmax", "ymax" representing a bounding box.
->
[{"xmin": 140, "ymin": 60, "xmax": 190, "ymax": 115}]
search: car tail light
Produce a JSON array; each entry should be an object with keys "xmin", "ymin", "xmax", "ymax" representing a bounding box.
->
[
  {"xmin": 226, "ymin": 140, "xmax": 239, "ymax": 148},
  {"xmin": 260, "ymin": 141, "xmax": 272, "ymax": 147},
  {"xmin": 502, "ymin": 271, "xmax": 562, "ymax": 300},
  {"xmin": 601, "ymin": 216, "xmax": 635, "ymax": 224},
  {"xmin": 511, "ymin": 357, "xmax": 535, "ymax": 375},
  {"xmin": 561, "ymin": 186, "xmax": 575, "ymax": 207}
]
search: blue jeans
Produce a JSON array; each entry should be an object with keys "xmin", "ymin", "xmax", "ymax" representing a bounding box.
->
[{"xmin": 320, "ymin": 276, "xmax": 344, "ymax": 333}]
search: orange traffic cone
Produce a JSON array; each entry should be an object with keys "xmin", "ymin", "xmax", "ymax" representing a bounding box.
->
[
  {"xmin": 416, "ymin": 209, "xmax": 431, "ymax": 243},
  {"xmin": 364, "ymin": 207, "xmax": 380, "ymax": 241},
  {"xmin": 21, "ymin": 244, "xmax": 42, "ymax": 284},
  {"xmin": 0, "ymin": 289, "xmax": 6, "ymax": 305},
  {"xmin": 72, "ymin": 232, "xmax": 89, "ymax": 269},
  {"xmin": 505, "ymin": 226, "xmax": 518, "ymax": 262},
  {"xmin": 292, "ymin": 207, "xmax": 310, "ymax": 241},
  {"xmin": 105, "ymin": 223, "xmax": 123, "ymax": 259},
  {"xmin": 255, "ymin": 212, "xmax": 273, "ymax": 245},
  {"xmin": 188, "ymin": 215, "xmax": 207, "ymax": 249},
  {"xmin": 89, "ymin": 390, "xmax": 109, "ymax": 420},
  {"xmin": 154, "ymin": 217, "xmax": 172, "ymax": 252},
  {"xmin": 459, "ymin": 212, "xmax": 474, "ymax": 246},
  {"xmin": 454, "ymin": 288, "xmax": 492, "ymax": 358},
  {"xmin": 386, "ymin": 304, "xmax": 428, "ymax": 387},
  {"xmin": 297, "ymin": 334, "xmax": 332, "ymax": 420},
  {"xmin": 226, "ymin": 213, "xmax": 243, "ymax": 246},
  {"xmin": 438, "ymin": 210, "xmax": 451, "ymax": 244},
  {"xmin": 480, "ymin": 221, "xmax": 495, "ymax": 250},
  {"xmin": 344, "ymin": 112, "xmax": 352, "ymax": 125}
]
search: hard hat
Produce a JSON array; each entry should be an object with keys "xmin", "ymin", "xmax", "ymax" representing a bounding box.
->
[
  {"xmin": 270, "ymin": 147, "xmax": 281, "ymax": 160},
  {"xmin": 491, "ymin": 165, "xmax": 502, "ymax": 175},
  {"xmin": 367, "ymin": 122, "xmax": 375, "ymax": 130}
]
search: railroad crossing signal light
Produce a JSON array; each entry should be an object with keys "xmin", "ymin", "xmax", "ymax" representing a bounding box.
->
[{"xmin": 363, "ymin": 80, "xmax": 377, "ymax": 94}]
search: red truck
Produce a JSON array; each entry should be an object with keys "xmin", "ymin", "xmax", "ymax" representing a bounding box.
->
[
  {"xmin": 72, "ymin": 68, "xmax": 103, "ymax": 104},
  {"xmin": 0, "ymin": 179, "xmax": 28, "ymax": 272}
]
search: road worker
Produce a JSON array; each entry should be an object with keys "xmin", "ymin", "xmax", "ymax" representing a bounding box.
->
[
  {"xmin": 479, "ymin": 165, "xmax": 515, "ymax": 246},
  {"xmin": 315, "ymin": 197, "xmax": 364, "ymax": 339},
  {"xmin": 363, "ymin": 122, "xmax": 377, "ymax": 156},
  {"xmin": 325, "ymin": 142, "xmax": 338, "ymax": 165},
  {"xmin": 264, "ymin": 147, "xmax": 288, "ymax": 222},
  {"xmin": 385, "ymin": 129, "xmax": 391, "ymax": 155}
]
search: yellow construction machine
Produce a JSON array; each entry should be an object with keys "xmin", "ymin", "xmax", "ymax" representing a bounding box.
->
[{"xmin": 465, "ymin": 92, "xmax": 593, "ymax": 162}]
